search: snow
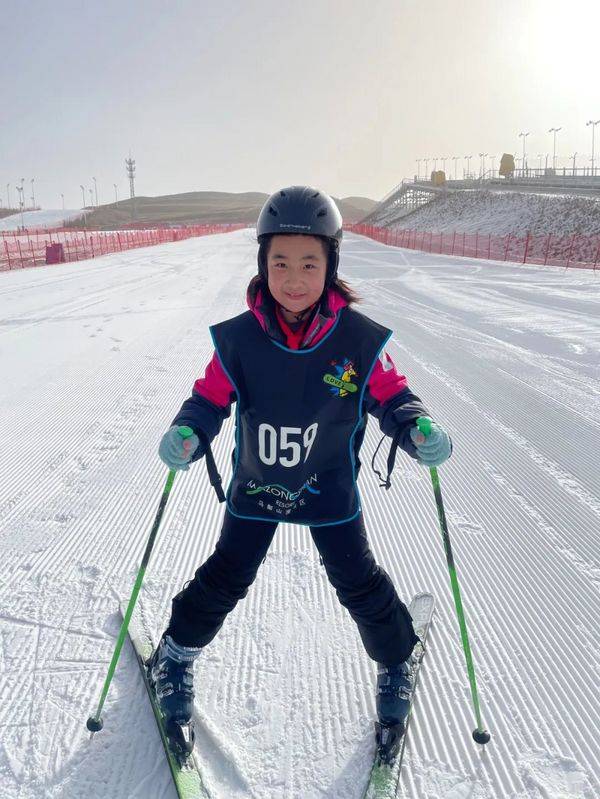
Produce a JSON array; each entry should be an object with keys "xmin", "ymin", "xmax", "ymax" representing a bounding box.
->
[
  {"xmin": 0, "ymin": 208, "xmax": 85, "ymax": 231},
  {"xmin": 386, "ymin": 190, "xmax": 600, "ymax": 236},
  {"xmin": 0, "ymin": 229, "xmax": 599, "ymax": 799}
]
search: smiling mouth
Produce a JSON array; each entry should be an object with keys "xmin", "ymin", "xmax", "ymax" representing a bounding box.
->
[{"xmin": 285, "ymin": 292, "xmax": 306, "ymax": 300}]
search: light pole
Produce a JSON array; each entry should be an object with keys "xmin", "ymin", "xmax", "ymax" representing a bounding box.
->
[
  {"xmin": 80, "ymin": 185, "xmax": 86, "ymax": 207},
  {"xmin": 424, "ymin": 158, "xmax": 430, "ymax": 176},
  {"xmin": 61, "ymin": 193, "xmax": 65, "ymax": 211},
  {"xmin": 479, "ymin": 153, "xmax": 488, "ymax": 178},
  {"xmin": 433, "ymin": 158, "xmax": 438, "ymax": 171},
  {"xmin": 548, "ymin": 127, "xmax": 561, "ymax": 171},
  {"xmin": 441, "ymin": 157, "xmax": 447, "ymax": 173},
  {"xmin": 16, "ymin": 183, "xmax": 25, "ymax": 230},
  {"xmin": 572, "ymin": 152, "xmax": 577, "ymax": 176},
  {"xmin": 6, "ymin": 183, "xmax": 10, "ymax": 209},
  {"xmin": 586, "ymin": 119, "xmax": 600, "ymax": 176},
  {"xmin": 464, "ymin": 155, "xmax": 473, "ymax": 178},
  {"xmin": 92, "ymin": 177, "xmax": 98, "ymax": 207},
  {"xmin": 89, "ymin": 189, "xmax": 94, "ymax": 207},
  {"xmin": 114, "ymin": 183, "xmax": 118, "ymax": 204},
  {"xmin": 490, "ymin": 155, "xmax": 496, "ymax": 176},
  {"xmin": 519, "ymin": 132, "xmax": 530, "ymax": 175},
  {"xmin": 31, "ymin": 178, "xmax": 35, "ymax": 209},
  {"xmin": 452, "ymin": 156, "xmax": 459, "ymax": 180}
]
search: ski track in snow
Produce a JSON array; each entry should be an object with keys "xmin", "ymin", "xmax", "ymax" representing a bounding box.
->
[{"xmin": 0, "ymin": 230, "xmax": 599, "ymax": 798}]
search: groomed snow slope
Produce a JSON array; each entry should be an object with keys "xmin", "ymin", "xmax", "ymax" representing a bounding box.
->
[
  {"xmin": 0, "ymin": 230, "xmax": 599, "ymax": 799},
  {"xmin": 390, "ymin": 190, "xmax": 600, "ymax": 236}
]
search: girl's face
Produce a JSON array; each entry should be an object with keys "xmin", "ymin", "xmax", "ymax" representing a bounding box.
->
[{"xmin": 266, "ymin": 235, "xmax": 327, "ymax": 320}]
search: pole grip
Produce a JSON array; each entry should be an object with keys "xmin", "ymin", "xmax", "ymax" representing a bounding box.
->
[{"xmin": 416, "ymin": 416, "xmax": 433, "ymax": 437}]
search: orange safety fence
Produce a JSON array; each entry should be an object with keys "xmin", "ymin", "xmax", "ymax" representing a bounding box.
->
[
  {"xmin": 0, "ymin": 224, "xmax": 246, "ymax": 271},
  {"xmin": 348, "ymin": 224, "xmax": 600, "ymax": 270}
]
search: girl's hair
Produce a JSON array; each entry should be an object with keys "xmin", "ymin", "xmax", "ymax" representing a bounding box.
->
[{"xmin": 248, "ymin": 234, "xmax": 361, "ymax": 306}]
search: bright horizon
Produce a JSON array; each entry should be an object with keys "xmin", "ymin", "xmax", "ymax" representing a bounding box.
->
[{"xmin": 3, "ymin": 0, "xmax": 600, "ymax": 209}]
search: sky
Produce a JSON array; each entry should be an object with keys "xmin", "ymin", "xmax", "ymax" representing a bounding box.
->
[{"xmin": 2, "ymin": 0, "xmax": 600, "ymax": 209}]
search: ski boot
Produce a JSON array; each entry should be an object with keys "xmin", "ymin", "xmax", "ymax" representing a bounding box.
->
[
  {"xmin": 147, "ymin": 635, "xmax": 202, "ymax": 763},
  {"xmin": 374, "ymin": 658, "xmax": 415, "ymax": 766}
]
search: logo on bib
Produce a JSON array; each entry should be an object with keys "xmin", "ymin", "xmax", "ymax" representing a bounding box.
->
[
  {"xmin": 246, "ymin": 475, "xmax": 320, "ymax": 515},
  {"xmin": 323, "ymin": 358, "xmax": 358, "ymax": 397}
]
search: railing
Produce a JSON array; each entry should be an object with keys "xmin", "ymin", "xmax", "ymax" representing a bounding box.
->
[
  {"xmin": 0, "ymin": 224, "xmax": 245, "ymax": 271},
  {"xmin": 349, "ymin": 224, "xmax": 600, "ymax": 270}
]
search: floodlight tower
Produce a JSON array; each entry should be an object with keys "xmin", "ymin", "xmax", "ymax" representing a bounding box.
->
[
  {"xmin": 464, "ymin": 156, "xmax": 473, "ymax": 179},
  {"xmin": 17, "ymin": 178, "xmax": 25, "ymax": 230},
  {"xmin": 479, "ymin": 153, "xmax": 488, "ymax": 178},
  {"xmin": 518, "ymin": 132, "xmax": 530, "ymax": 174},
  {"xmin": 587, "ymin": 120, "xmax": 600, "ymax": 176},
  {"xmin": 548, "ymin": 127, "xmax": 561, "ymax": 171}
]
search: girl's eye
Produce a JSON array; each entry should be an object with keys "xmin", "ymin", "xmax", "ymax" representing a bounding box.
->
[{"xmin": 304, "ymin": 264, "xmax": 316, "ymax": 270}]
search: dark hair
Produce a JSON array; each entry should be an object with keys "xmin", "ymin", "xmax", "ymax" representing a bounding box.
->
[{"xmin": 248, "ymin": 234, "xmax": 360, "ymax": 306}]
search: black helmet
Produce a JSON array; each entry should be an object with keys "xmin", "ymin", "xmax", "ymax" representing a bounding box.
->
[{"xmin": 256, "ymin": 186, "xmax": 343, "ymax": 285}]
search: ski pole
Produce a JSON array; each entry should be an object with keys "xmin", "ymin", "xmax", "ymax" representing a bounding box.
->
[
  {"xmin": 86, "ymin": 425, "xmax": 195, "ymax": 734},
  {"xmin": 416, "ymin": 417, "xmax": 491, "ymax": 745}
]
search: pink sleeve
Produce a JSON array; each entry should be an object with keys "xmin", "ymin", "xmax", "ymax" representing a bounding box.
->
[
  {"xmin": 193, "ymin": 351, "xmax": 236, "ymax": 408},
  {"xmin": 367, "ymin": 352, "xmax": 409, "ymax": 404}
]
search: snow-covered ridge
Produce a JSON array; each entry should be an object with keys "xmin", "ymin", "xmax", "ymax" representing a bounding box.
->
[
  {"xmin": 391, "ymin": 190, "xmax": 600, "ymax": 236},
  {"xmin": 0, "ymin": 208, "xmax": 85, "ymax": 231}
]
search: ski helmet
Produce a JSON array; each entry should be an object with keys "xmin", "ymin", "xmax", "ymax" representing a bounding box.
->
[{"xmin": 256, "ymin": 186, "xmax": 343, "ymax": 285}]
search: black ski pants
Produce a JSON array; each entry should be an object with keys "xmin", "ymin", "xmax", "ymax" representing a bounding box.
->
[{"xmin": 165, "ymin": 510, "xmax": 418, "ymax": 666}]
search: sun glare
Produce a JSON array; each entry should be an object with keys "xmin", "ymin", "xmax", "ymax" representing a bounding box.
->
[{"xmin": 521, "ymin": 0, "xmax": 600, "ymax": 99}]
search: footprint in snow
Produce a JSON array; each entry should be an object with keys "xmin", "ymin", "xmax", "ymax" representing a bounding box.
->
[
  {"xmin": 447, "ymin": 510, "xmax": 485, "ymax": 536},
  {"xmin": 517, "ymin": 751, "xmax": 594, "ymax": 798}
]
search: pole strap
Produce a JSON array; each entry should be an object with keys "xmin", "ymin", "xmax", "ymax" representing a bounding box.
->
[
  {"xmin": 371, "ymin": 429, "xmax": 402, "ymax": 490},
  {"xmin": 202, "ymin": 437, "xmax": 226, "ymax": 503}
]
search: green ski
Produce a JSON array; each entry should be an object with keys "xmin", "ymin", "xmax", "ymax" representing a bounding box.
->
[
  {"xmin": 121, "ymin": 605, "xmax": 210, "ymax": 799},
  {"xmin": 363, "ymin": 592, "xmax": 435, "ymax": 799}
]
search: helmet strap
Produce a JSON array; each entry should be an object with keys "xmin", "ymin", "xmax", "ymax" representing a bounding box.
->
[{"xmin": 324, "ymin": 241, "xmax": 339, "ymax": 286}]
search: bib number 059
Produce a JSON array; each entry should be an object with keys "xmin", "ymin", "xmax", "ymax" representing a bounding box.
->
[{"xmin": 258, "ymin": 423, "xmax": 318, "ymax": 468}]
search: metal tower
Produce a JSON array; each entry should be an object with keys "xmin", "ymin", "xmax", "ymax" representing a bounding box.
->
[
  {"xmin": 125, "ymin": 156, "xmax": 136, "ymax": 220},
  {"xmin": 125, "ymin": 157, "xmax": 136, "ymax": 199}
]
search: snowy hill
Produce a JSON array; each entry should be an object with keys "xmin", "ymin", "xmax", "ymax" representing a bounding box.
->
[
  {"xmin": 0, "ymin": 231, "xmax": 599, "ymax": 798},
  {"xmin": 391, "ymin": 190, "xmax": 600, "ymax": 236},
  {"xmin": 0, "ymin": 208, "xmax": 85, "ymax": 230},
  {"xmin": 67, "ymin": 192, "xmax": 375, "ymax": 230}
]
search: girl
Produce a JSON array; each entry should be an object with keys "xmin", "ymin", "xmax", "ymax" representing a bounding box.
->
[{"xmin": 149, "ymin": 186, "xmax": 451, "ymax": 763}]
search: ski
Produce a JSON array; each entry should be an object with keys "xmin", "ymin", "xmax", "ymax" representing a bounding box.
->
[
  {"xmin": 363, "ymin": 592, "xmax": 435, "ymax": 799},
  {"xmin": 120, "ymin": 604, "xmax": 210, "ymax": 799}
]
